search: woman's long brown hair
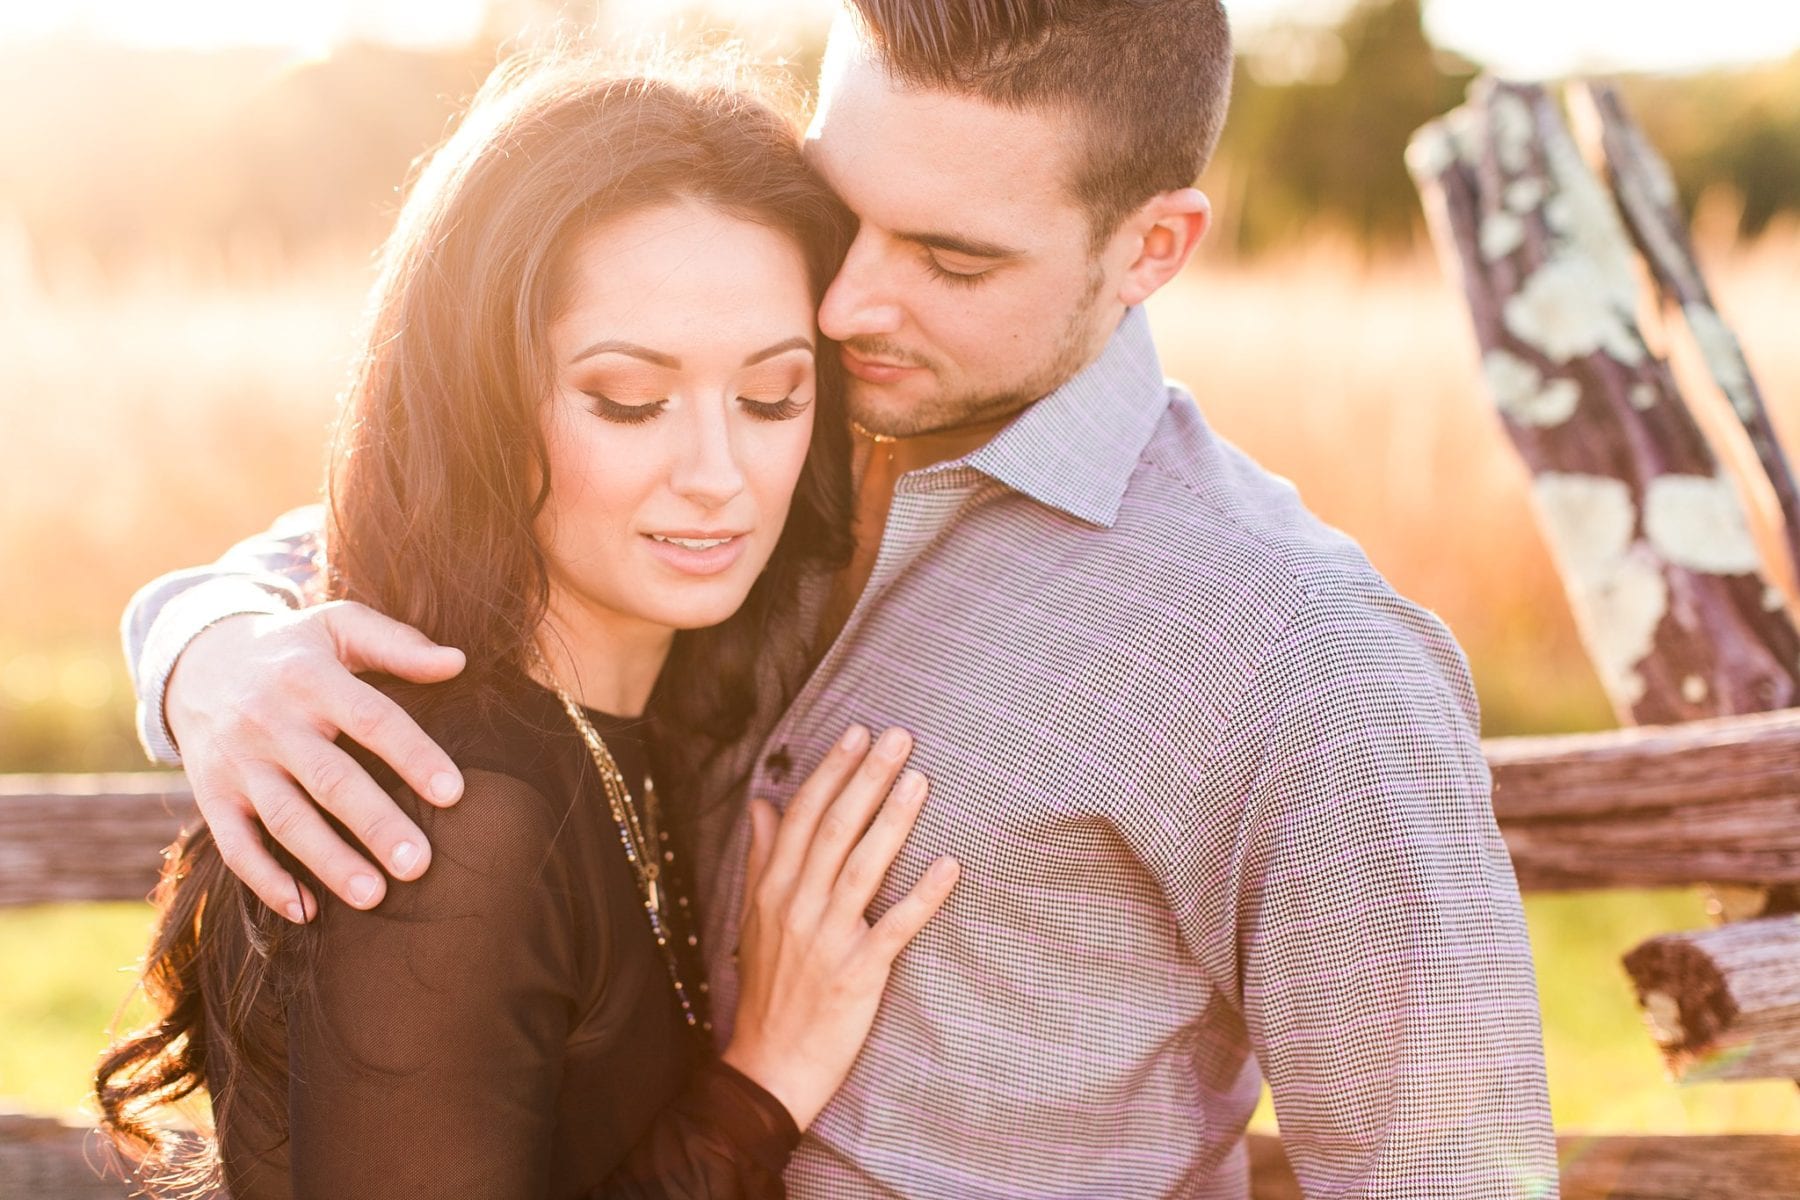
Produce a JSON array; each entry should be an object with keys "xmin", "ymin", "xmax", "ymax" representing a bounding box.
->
[{"xmin": 95, "ymin": 51, "xmax": 853, "ymax": 1189}]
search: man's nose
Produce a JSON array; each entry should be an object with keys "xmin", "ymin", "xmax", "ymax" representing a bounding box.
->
[
  {"xmin": 668, "ymin": 402, "xmax": 747, "ymax": 509},
  {"xmin": 818, "ymin": 228, "xmax": 903, "ymax": 343}
]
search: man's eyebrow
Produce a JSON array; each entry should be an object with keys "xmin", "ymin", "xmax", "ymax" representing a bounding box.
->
[
  {"xmin": 569, "ymin": 340, "xmax": 680, "ymax": 367},
  {"xmin": 895, "ymin": 229, "xmax": 1025, "ymax": 260},
  {"xmin": 744, "ymin": 336, "xmax": 815, "ymax": 366}
]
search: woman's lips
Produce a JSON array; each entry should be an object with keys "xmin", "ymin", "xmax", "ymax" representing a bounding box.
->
[
  {"xmin": 841, "ymin": 347, "xmax": 923, "ymax": 384},
  {"xmin": 642, "ymin": 533, "xmax": 747, "ymax": 576}
]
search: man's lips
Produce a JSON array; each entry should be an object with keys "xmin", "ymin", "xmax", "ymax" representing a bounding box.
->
[{"xmin": 841, "ymin": 346, "xmax": 924, "ymax": 384}]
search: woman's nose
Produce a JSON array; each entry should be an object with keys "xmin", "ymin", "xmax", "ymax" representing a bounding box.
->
[{"xmin": 667, "ymin": 403, "xmax": 747, "ymax": 509}]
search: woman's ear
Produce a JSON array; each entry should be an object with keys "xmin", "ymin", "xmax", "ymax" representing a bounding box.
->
[{"xmin": 1114, "ymin": 188, "xmax": 1211, "ymax": 308}]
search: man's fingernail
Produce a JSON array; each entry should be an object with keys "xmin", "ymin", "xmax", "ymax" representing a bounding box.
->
[
  {"xmin": 285, "ymin": 901, "xmax": 307, "ymax": 923},
  {"xmin": 429, "ymin": 773, "xmax": 460, "ymax": 804},
  {"xmin": 392, "ymin": 841, "xmax": 420, "ymax": 873},
  {"xmin": 349, "ymin": 875, "xmax": 380, "ymax": 906}
]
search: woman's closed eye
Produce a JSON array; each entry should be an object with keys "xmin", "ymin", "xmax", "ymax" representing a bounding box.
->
[
  {"xmin": 585, "ymin": 392, "xmax": 667, "ymax": 425},
  {"xmin": 740, "ymin": 394, "xmax": 809, "ymax": 422}
]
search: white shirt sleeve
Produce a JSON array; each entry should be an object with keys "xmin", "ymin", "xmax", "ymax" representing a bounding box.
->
[{"xmin": 121, "ymin": 505, "xmax": 326, "ymax": 764}]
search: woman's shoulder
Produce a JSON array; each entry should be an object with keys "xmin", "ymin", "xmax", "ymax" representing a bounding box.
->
[{"xmin": 354, "ymin": 668, "xmax": 571, "ymax": 776}]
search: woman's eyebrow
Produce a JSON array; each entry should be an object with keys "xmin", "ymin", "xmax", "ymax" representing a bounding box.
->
[
  {"xmin": 569, "ymin": 339, "xmax": 679, "ymax": 367},
  {"xmin": 567, "ymin": 337, "xmax": 813, "ymax": 368},
  {"xmin": 743, "ymin": 336, "xmax": 815, "ymax": 366}
]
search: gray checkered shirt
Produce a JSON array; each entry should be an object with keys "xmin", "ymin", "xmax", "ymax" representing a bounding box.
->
[{"xmin": 126, "ymin": 308, "xmax": 1555, "ymax": 1198}]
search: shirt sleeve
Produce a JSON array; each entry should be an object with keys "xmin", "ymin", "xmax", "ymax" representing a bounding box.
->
[
  {"xmin": 120, "ymin": 505, "xmax": 326, "ymax": 764},
  {"xmin": 1221, "ymin": 589, "xmax": 1557, "ymax": 1198},
  {"xmin": 284, "ymin": 767, "xmax": 799, "ymax": 1200}
]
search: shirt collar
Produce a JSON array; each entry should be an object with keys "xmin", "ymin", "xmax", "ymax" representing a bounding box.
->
[{"xmin": 960, "ymin": 306, "xmax": 1169, "ymax": 529}]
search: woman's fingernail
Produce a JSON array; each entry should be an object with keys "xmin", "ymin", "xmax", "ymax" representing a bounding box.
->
[
  {"xmin": 285, "ymin": 901, "xmax": 307, "ymax": 923},
  {"xmin": 929, "ymin": 857, "xmax": 959, "ymax": 883},
  {"xmin": 349, "ymin": 875, "xmax": 380, "ymax": 906},
  {"xmin": 840, "ymin": 725, "xmax": 869, "ymax": 752},
  {"xmin": 392, "ymin": 841, "xmax": 420, "ymax": 873},
  {"xmin": 429, "ymin": 773, "xmax": 461, "ymax": 804},
  {"xmin": 899, "ymin": 769, "xmax": 927, "ymax": 802},
  {"xmin": 876, "ymin": 727, "xmax": 909, "ymax": 759}
]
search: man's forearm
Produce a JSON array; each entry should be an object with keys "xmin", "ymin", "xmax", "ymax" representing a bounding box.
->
[{"xmin": 122, "ymin": 505, "xmax": 326, "ymax": 764}]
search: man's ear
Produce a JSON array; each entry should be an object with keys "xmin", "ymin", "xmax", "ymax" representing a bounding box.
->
[{"xmin": 1113, "ymin": 188, "xmax": 1211, "ymax": 307}]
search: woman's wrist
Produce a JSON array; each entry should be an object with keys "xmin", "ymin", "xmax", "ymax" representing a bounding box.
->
[{"xmin": 721, "ymin": 1040, "xmax": 825, "ymax": 1133}]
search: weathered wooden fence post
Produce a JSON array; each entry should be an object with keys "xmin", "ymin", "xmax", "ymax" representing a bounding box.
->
[{"xmin": 1409, "ymin": 73, "xmax": 1800, "ymax": 1179}]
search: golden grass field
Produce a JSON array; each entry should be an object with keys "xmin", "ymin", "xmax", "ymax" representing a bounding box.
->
[{"xmin": 3, "ymin": 229, "xmax": 1800, "ymax": 1133}]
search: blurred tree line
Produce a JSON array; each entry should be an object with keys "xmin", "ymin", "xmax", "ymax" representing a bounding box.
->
[{"xmin": 1, "ymin": 0, "xmax": 1796, "ymax": 272}]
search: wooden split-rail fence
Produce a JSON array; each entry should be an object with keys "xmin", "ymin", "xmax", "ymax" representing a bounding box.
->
[{"xmin": 5, "ymin": 77, "xmax": 1800, "ymax": 1198}]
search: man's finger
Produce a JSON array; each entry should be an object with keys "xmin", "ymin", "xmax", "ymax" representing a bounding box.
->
[
  {"xmin": 203, "ymin": 802, "xmax": 319, "ymax": 923},
  {"xmin": 287, "ymin": 737, "xmax": 432, "ymax": 882},
  {"xmin": 318, "ymin": 600, "xmax": 466, "ymax": 683},
  {"xmin": 324, "ymin": 674, "xmax": 462, "ymax": 810},
  {"xmin": 244, "ymin": 769, "xmax": 388, "ymax": 910}
]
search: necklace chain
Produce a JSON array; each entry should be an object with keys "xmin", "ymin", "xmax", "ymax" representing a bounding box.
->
[{"xmin": 528, "ymin": 645, "xmax": 710, "ymax": 1034}]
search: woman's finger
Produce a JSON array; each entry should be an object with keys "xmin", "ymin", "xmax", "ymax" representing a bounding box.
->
[
  {"xmin": 742, "ymin": 798, "xmax": 779, "ymax": 900},
  {"xmin": 827, "ymin": 768, "xmax": 929, "ymax": 921},
  {"xmin": 757, "ymin": 724, "xmax": 871, "ymax": 892},
  {"xmin": 788, "ymin": 728, "xmax": 913, "ymax": 907},
  {"xmin": 866, "ymin": 857, "xmax": 960, "ymax": 960}
]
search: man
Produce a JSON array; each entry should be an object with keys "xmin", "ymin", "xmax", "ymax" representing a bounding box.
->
[{"xmin": 125, "ymin": 2, "xmax": 1556, "ymax": 1195}]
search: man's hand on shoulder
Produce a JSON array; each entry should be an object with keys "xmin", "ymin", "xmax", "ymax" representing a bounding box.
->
[{"xmin": 167, "ymin": 601, "xmax": 467, "ymax": 922}]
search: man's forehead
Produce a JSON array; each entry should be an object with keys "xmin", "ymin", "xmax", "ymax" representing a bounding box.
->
[{"xmin": 807, "ymin": 45, "xmax": 1085, "ymax": 240}]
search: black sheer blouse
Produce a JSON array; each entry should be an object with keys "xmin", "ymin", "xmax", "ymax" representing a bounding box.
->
[{"xmin": 215, "ymin": 669, "xmax": 798, "ymax": 1199}]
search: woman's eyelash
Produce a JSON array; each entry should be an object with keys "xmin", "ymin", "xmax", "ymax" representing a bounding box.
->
[
  {"xmin": 585, "ymin": 392, "xmax": 666, "ymax": 425},
  {"xmin": 923, "ymin": 255, "xmax": 988, "ymax": 287},
  {"xmin": 740, "ymin": 395, "xmax": 806, "ymax": 422}
]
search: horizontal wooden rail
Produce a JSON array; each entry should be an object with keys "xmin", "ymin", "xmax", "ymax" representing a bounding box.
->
[
  {"xmin": 0, "ymin": 774, "xmax": 195, "ymax": 906},
  {"xmin": 7, "ymin": 708, "xmax": 1800, "ymax": 906},
  {"xmin": 1488, "ymin": 707, "xmax": 1800, "ymax": 890},
  {"xmin": 1251, "ymin": 1131, "xmax": 1800, "ymax": 1199}
]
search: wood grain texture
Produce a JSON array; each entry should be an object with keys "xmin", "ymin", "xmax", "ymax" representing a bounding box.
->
[
  {"xmin": 1623, "ymin": 916, "xmax": 1800, "ymax": 1082},
  {"xmin": 1407, "ymin": 76, "xmax": 1800, "ymax": 727},
  {"xmin": 0, "ymin": 774, "xmax": 193, "ymax": 906}
]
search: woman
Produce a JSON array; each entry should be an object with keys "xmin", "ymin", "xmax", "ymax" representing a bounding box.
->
[{"xmin": 96, "ymin": 52, "xmax": 958, "ymax": 1198}]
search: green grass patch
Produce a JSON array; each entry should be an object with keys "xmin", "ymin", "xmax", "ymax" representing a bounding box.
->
[{"xmin": 8, "ymin": 892, "xmax": 1798, "ymax": 1132}]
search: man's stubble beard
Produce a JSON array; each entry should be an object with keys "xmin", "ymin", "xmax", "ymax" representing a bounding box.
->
[{"xmin": 846, "ymin": 261, "xmax": 1110, "ymax": 440}]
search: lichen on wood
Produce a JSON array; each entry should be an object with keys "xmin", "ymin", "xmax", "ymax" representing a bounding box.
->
[{"xmin": 1407, "ymin": 76, "xmax": 1800, "ymax": 726}]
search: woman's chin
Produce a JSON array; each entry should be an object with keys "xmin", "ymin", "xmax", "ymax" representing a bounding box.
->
[{"xmin": 635, "ymin": 582, "xmax": 760, "ymax": 632}]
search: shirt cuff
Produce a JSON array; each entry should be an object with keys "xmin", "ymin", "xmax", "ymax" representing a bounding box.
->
[
  {"xmin": 133, "ymin": 578, "xmax": 298, "ymax": 765},
  {"xmin": 689, "ymin": 1058, "xmax": 804, "ymax": 1181}
]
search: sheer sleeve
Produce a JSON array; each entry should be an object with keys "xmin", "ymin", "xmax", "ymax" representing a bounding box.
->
[{"xmin": 283, "ymin": 767, "xmax": 799, "ymax": 1200}]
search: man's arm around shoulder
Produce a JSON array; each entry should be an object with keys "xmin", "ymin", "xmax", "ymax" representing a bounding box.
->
[{"xmin": 121, "ymin": 505, "xmax": 467, "ymax": 921}]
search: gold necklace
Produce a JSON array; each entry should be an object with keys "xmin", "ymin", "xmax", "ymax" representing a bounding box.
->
[{"xmin": 528, "ymin": 645, "xmax": 710, "ymax": 1034}]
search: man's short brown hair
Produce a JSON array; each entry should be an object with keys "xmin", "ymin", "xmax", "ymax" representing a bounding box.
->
[{"xmin": 843, "ymin": 0, "xmax": 1233, "ymax": 241}]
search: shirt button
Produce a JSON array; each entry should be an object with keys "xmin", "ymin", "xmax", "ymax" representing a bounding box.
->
[{"xmin": 764, "ymin": 745, "xmax": 793, "ymax": 782}]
